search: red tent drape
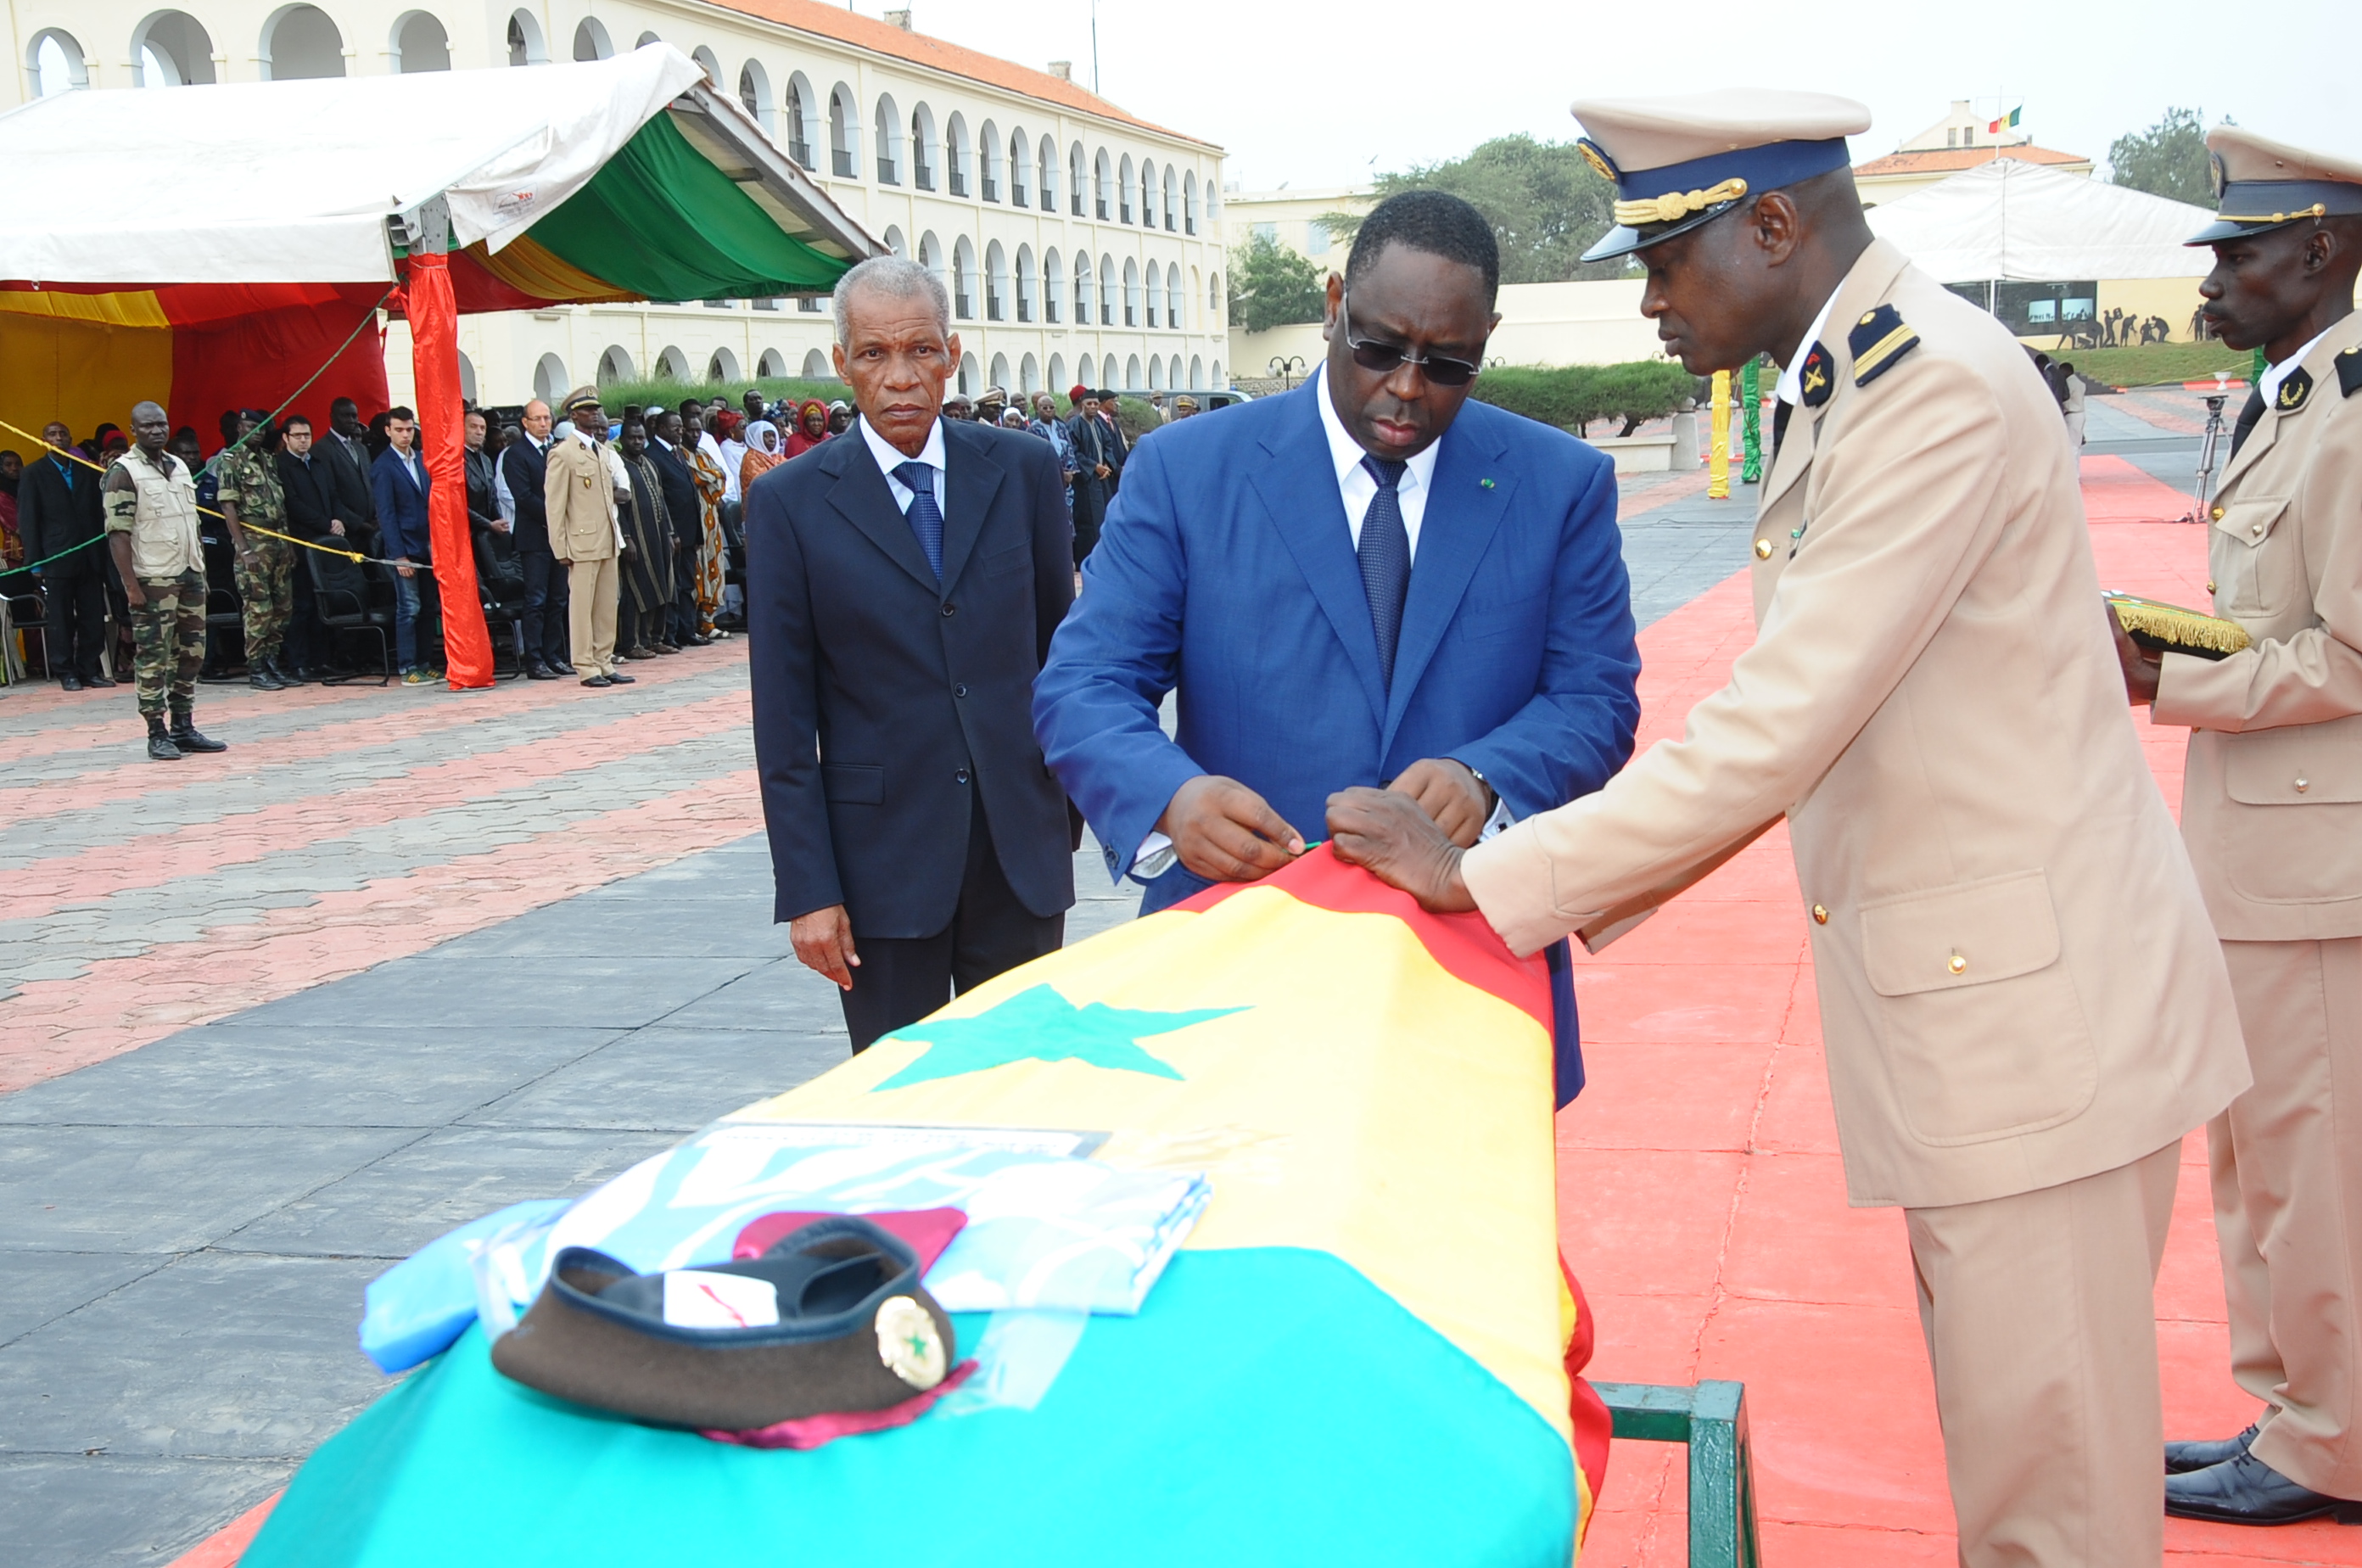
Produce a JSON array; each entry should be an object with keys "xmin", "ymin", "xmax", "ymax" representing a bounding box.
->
[{"xmin": 403, "ymin": 253, "xmax": 491, "ymax": 690}]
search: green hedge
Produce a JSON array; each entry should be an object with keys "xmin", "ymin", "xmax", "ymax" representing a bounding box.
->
[
  {"xmin": 588, "ymin": 377, "xmax": 847, "ymax": 416},
  {"xmin": 1472, "ymin": 361, "xmax": 1697, "ymax": 436}
]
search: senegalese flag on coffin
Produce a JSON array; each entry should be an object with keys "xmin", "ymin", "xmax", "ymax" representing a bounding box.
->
[
  {"xmin": 241, "ymin": 849, "xmax": 1611, "ymax": 1567},
  {"xmin": 0, "ymin": 111, "xmax": 846, "ymax": 453}
]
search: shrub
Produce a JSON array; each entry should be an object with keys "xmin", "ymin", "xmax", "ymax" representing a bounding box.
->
[{"xmin": 1471, "ymin": 361, "xmax": 1696, "ymax": 435}]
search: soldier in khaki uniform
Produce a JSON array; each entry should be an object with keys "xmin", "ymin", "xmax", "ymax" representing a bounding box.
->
[
  {"xmin": 545, "ymin": 386, "xmax": 630, "ymax": 687},
  {"xmin": 104, "ymin": 400, "xmax": 229, "ymax": 761},
  {"xmin": 1327, "ymin": 92, "xmax": 2251, "ymax": 1566},
  {"xmin": 212, "ymin": 411, "xmax": 304, "ymax": 692},
  {"xmin": 2115, "ymin": 128, "xmax": 2362, "ymax": 1528}
]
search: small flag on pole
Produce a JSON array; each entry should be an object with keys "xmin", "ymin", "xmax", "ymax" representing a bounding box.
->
[{"xmin": 1986, "ymin": 105, "xmax": 2023, "ymax": 135}]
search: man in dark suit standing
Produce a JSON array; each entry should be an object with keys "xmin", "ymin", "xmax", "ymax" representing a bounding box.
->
[
  {"xmin": 19, "ymin": 420, "xmax": 111, "ymax": 689},
  {"xmin": 271, "ymin": 412, "xmax": 339, "ymax": 679},
  {"xmin": 747, "ymin": 255, "xmax": 1078, "ymax": 1050},
  {"xmin": 318, "ymin": 397, "xmax": 381, "ymax": 556},
  {"xmin": 647, "ymin": 409, "xmax": 712, "ymax": 648},
  {"xmin": 1064, "ymin": 389, "xmax": 1111, "ymax": 564},
  {"xmin": 501, "ymin": 399, "xmax": 570, "ymax": 679},
  {"xmin": 370, "ymin": 407, "xmax": 439, "ymax": 685}
]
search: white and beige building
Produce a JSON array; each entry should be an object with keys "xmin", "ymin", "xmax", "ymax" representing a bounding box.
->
[{"xmin": 9, "ymin": 0, "xmax": 1233, "ymax": 402}]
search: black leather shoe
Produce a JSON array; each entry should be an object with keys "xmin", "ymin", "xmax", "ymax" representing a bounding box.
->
[
  {"xmin": 87, "ymin": 673, "xmax": 117, "ymax": 687},
  {"xmin": 271, "ymin": 658, "xmax": 311, "ymax": 686},
  {"xmin": 579, "ymin": 675, "xmax": 613, "ymax": 688},
  {"xmin": 683, "ymin": 634, "xmax": 713, "ymax": 647},
  {"xmin": 606, "ymin": 669, "xmax": 635, "ymax": 684},
  {"xmin": 145, "ymin": 715, "xmax": 183, "ymax": 761},
  {"xmin": 167, "ymin": 713, "xmax": 228, "ymax": 753},
  {"xmin": 61, "ymin": 675, "xmax": 84, "ymax": 692},
  {"xmin": 553, "ymin": 661, "xmax": 578, "ymax": 675},
  {"xmin": 2165, "ymin": 1450, "xmax": 2362, "ymax": 1525},
  {"xmin": 528, "ymin": 662, "xmax": 559, "ymax": 680},
  {"xmin": 249, "ymin": 665, "xmax": 285, "ymax": 691},
  {"xmin": 2168, "ymin": 1422, "xmax": 2259, "ymax": 1474}
]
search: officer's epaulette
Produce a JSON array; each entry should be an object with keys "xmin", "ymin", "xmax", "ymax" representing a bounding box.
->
[
  {"xmin": 1850, "ymin": 305, "xmax": 1920, "ymax": 387},
  {"xmin": 2338, "ymin": 344, "xmax": 2362, "ymax": 400}
]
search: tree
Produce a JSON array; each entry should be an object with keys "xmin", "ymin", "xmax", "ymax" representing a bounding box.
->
[
  {"xmin": 2109, "ymin": 107, "xmax": 2218, "ymax": 207},
  {"xmin": 1321, "ymin": 135, "xmax": 1626, "ymax": 283},
  {"xmin": 1226, "ymin": 232, "xmax": 1328, "ymax": 332}
]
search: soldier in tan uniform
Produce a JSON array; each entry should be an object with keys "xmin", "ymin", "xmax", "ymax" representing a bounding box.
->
[
  {"xmin": 1327, "ymin": 92, "xmax": 2251, "ymax": 1565},
  {"xmin": 545, "ymin": 387, "xmax": 631, "ymax": 688},
  {"xmin": 2113, "ymin": 128, "xmax": 2362, "ymax": 1528}
]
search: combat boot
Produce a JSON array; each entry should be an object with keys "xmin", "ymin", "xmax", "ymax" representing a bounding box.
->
[
  {"xmin": 168, "ymin": 708, "xmax": 228, "ymax": 753},
  {"xmin": 249, "ymin": 661, "xmax": 285, "ymax": 691},
  {"xmin": 144, "ymin": 714, "xmax": 184, "ymax": 761},
  {"xmin": 268, "ymin": 657, "xmax": 310, "ymax": 686}
]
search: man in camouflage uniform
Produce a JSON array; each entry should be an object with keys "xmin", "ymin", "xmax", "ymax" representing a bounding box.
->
[
  {"xmin": 104, "ymin": 400, "xmax": 228, "ymax": 761},
  {"xmin": 213, "ymin": 409, "xmax": 304, "ymax": 690}
]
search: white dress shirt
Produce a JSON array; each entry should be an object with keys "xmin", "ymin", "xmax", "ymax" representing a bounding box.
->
[
  {"xmin": 859, "ymin": 413, "xmax": 948, "ymax": 522},
  {"xmin": 1775, "ymin": 284, "xmax": 1845, "ymax": 408},
  {"xmin": 2261, "ymin": 323, "xmax": 2338, "ymax": 409}
]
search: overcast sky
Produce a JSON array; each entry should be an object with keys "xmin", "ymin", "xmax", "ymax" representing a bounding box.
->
[{"xmin": 877, "ymin": 0, "xmax": 2352, "ymax": 193}]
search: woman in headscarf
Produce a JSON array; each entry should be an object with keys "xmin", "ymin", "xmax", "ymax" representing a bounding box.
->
[
  {"xmin": 681, "ymin": 406, "xmax": 730, "ymax": 640},
  {"xmin": 739, "ymin": 420, "xmax": 785, "ymax": 493},
  {"xmin": 783, "ymin": 399, "xmax": 831, "ymax": 457}
]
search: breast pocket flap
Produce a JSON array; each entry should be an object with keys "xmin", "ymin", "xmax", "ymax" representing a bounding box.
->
[
  {"xmin": 1861, "ymin": 871, "xmax": 2063, "ymax": 998},
  {"xmin": 2225, "ymin": 720, "xmax": 2362, "ymax": 805},
  {"xmin": 2215, "ymin": 496, "xmax": 2289, "ymax": 550}
]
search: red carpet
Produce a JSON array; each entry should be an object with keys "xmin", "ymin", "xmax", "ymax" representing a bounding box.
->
[{"xmin": 1567, "ymin": 456, "xmax": 2362, "ymax": 1564}]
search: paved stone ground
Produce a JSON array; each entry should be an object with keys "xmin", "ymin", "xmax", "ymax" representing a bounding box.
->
[{"xmin": 0, "ymin": 429, "xmax": 2208, "ymax": 1565}]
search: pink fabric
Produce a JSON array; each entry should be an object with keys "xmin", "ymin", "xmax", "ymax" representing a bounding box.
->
[
  {"xmin": 700, "ymin": 1359, "xmax": 977, "ymax": 1450},
  {"xmin": 730, "ymin": 1207, "xmax": 968, "ymax": 1271}
]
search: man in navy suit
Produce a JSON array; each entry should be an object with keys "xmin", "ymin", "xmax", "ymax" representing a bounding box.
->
[
  {"xmin": 370, "ymin": 406, "xmax": 439, "ymax": 684},
  {"xmin": 1033, "ymin": 192, "xmax": 1641, "ymax": 1095},
  {"xmin": 747, "ymin": 256, "xmax": 1077, "ymax": 1050}
]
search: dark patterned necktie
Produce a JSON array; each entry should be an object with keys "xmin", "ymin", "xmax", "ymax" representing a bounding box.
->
[
  {"xmin": 894, "ymin": 460, "xmax": 944, "ymax": 582},
  {"xmin": 1358, "ymin": 455, "xmax": 1411, "ymax": 689},
  {"xmin": 1772, "ymin": 398, "xmax": 1794, "ymax": 461}
]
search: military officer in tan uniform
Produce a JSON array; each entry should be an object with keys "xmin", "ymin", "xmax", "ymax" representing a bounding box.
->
[
  {"xmin": 2113, "ymin": 128, "xmax": 2362, "ymax": 1529},
  {"xmin": 545, "ymin": 386, "xmax": 631, "ymax": 688},
  {"xmin": 1328, "ymin": 91, "xmax": 2251, "ymax": 1565}
]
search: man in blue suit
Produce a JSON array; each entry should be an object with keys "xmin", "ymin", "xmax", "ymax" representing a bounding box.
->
[
  {"xmin": 369, "ymin": 406, "xmax": 439, "ymax": 684},
  {"xmin": 1033, "ymin": 192, "xmax": 1641, "ymax": 1095}
]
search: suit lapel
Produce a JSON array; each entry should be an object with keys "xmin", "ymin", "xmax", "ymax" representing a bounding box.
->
[
  {"xmin": 821, "ymin": 428, "xmax": 941, "ymax": 594},
  {"xmin": 1757, "ymin": 240, "xmax": 1913, "ymax": 521},
  {"xmin": 939, "ymin": 423, "xmax": 1005, "ymax": 591},
  {"xmin": 1384, "ymin": 417, "xmax": 1510, "ymax": 746},
  {"xmin": 1251, "ymin": 385, "xmax": 1387, "ymax": 727}
]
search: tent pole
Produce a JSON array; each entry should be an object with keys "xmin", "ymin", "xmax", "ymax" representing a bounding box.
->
[{"xmin": 404, "ymin": 194, "xmax": 494, "ymax": 691}]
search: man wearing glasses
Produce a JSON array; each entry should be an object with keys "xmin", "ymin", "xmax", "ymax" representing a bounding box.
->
[{"xmin": 1033, "ymin": 189, "xmax": 1641, "ymax": 1076}]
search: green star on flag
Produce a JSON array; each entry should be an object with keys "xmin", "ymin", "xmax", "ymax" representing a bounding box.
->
[{"xmin": 870, "ymin": 984, "xmax": 1246, "ymax": 1090}]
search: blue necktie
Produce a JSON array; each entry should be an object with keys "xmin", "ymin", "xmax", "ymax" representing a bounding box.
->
[
  {"xmin": 1357, "ymin": 455, "xmax": 1411, "ymax": 688},
  {"xmin": 894, "ymin": 460, "xmax": 944, "ymax": 582}
]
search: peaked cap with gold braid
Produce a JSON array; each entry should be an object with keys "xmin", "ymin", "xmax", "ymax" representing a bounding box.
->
[
  {"xmin": 2186, "ymin": 126, "xmax": 2362, "ymax": 247},
  {"xmin": 1570, "ymin": 90, "xmax": 1872, "ymax": 262}
]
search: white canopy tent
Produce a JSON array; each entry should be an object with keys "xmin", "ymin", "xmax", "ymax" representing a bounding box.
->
[
  {"xmin": 1866, "ymin": 159, "xmax": 2214, "ymax": 284},
  {"xmin": 0, "ymin": 45, "xmax": 876, "ymax": 285}
]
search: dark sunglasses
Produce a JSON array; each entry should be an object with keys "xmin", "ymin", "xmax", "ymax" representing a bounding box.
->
[{"xmin": 1340, "ymin": 291, "xmax": 1483, "ymax": 387}]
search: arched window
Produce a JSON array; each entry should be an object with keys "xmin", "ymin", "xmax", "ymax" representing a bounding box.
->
[
  {"xmin": 1072, "ymin": 255, "xmax": 1091, "ymax": 325},
  {"xmin": 910, "ymin": 103, "xmax": 938, "ymax": 191},
  {"xmin": 1069, "ymin": 143, "xmax": 1088, "ymax": 217},
  {"xmin": 945, "ymin": 113, "xmax": 970, "ymax": 197},
  {"xmin": 1093, "ymin": 150, "xmax": 1112, "ymax": 221},
  {"xmin": 1139, "ymin": 160, "xmax": 1157, "ymax": 228},
  {"xmin": 1008, "ymin": 126, "xmax": 1030, "ymax": 206},
  {"xmin": 1048, "ymin": 354, "xmax": 1066, "ymax": 395},
  {"xmin": 758, "ymin": 349, "xmax": 787, "ymax": 378},
  {"xmin": 635, "ymin": 31, "xmax": 659, "ymax": 47},
  {"xmin": 689, "ymin": 45, "xmax": 719, "ymax": 81},
  {"xmin": 1212, "ymin": 359, "xmax": 1225, "ymax": 389},
  {"xmin": 571, "ymin": 17, "xmax": 610, "ymax": 60},
  {"xmin": 504, "ymin": 8, "xmax": 545, "ymax": 66},
  {"xmin": 1147, "ymin": 356, "xmax": 1164, "ymax": 391},
  {"xmin": 1038, "ymin": 135, "xmax": 1059, "ymax": 214},
  {"xmin": 1015, "ymin": 245, "xmax": 1037, "ymax": 324},
  {"xmin": 737, "ymin": 60, "xmax": 772, "ymax": 135},
  {"xmin": 264, "ymin": 5, "xmax": 347, "ymax": 79},
  {"xmin": 951, "ymin": 237, "xmax": 977, "ymax": 320},
  {"xmin": 1163, "ymin": 167, "xmax": 1179, "ymax": 232},
  {"xmin": 1100, "ymin": 253, "xmax": 1118, "ymax": 326},
  {"xmin": 657, "ymin": 345, "xmax": 691, "ymax": 381},
  {"xmin": 1184, "ymin": 171, "xmax": 1201, "ymax": 236},
  {"xmin": 801, "ymin": 348, "xmax": 831, "ymax": 379},
  {"xmin": 1118, "ymin": 154, "xmax": 1135, "ymax": 224},
  {"xmin": 1021, "ymin": 353, "xmax": 1040, "ymax": 395},
  {"xmin": 27, "ymin": 29, "xmax": 87, "ymax": 95},
  {"xmin": 596, "ymin": 346, "xmax": 633, "ymax": 386},
  {"xmin": 978, "ymin": 119, "xmax": 1001, "ymax": 202},
  {"xmin": 984, "ymin": 241, "xmax": 1009, "ymax": 322},
  {"xmin": 784, "ymin": 74, "xmax": 816, "ymax": 169},
  {"xmin": 882, "ymin": 225, "xmax": 906, "ymax": 258},
  {"xmin": 708, "ymin": 347, "xmax": 740, "ymax": 384},
  {"xmin": 1144, "ymin": 260, "xmax": 1161, "ymax": 328},
  {"xmin": 1077, "ymin": 354, "xmax": 1096, "ymax": 389},
  {"xmin": 958, "ymin": 353, "xmax": 978, "ymax": 397},
  {"xmin": 457, "ymin": 350, "xmax": 479, "ymax": 404},
  {"xmin": 872, "ymin": 92, "xmax": 902, "ymax": 184},
  {"xmin": 827, "ymin": 84, "xmax": 858, "ymax": 179},
  {"xmin": 1122, "ymin": 258, "xmax": 1140, "ymax": 328},
  {"xmin": 1125, "ymin": 354, "xmax": 1142, "ymax": 390},
  {"xmin": 989, "ymin": 352, "xmax": 1010, "ymax": 392},
  {"xmin": 135, "ymin": 12, "xmax": 219, "ymax": 85},
  {"xmin": 1168, "ymin": 268, "xmax": 1185, "ymax": 330},
  {"xmin": 1189, "ymin": 355, "xmax": 1204, "ymax": 390},
  {"xmin": 918, "ymin": 231, "xmax": 943, "ymax": 288},
  {"xmin": 539, "ymin": 354, "xmax": 573, "ymax": 404},
  {"xmin": 1042, "ymin": 247, "xmax": 1062, "ymax": 325},
  {"xmin": 1209, "ymin": 271, "xmax": 1221, "ymax": 317}
]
